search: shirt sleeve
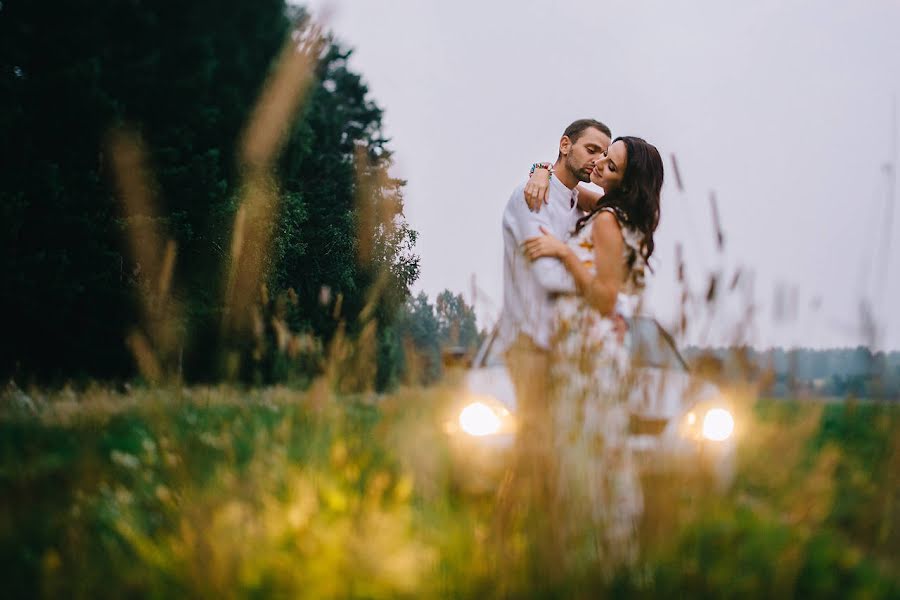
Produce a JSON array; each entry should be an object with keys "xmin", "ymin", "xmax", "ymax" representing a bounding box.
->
[{"xmin": 503, "ymin": 187, "xmax": 576, "ymax": 294}]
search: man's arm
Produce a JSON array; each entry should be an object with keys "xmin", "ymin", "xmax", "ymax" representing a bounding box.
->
[{"xmin": 504, "ymin": 187, "xmax": 576, "ymax": 294}]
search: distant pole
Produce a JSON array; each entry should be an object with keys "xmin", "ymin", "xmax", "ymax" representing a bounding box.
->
[
  {"xmin": 880, "ymin": 99, "xmax": 897, "ymax": 291},
  {"xmin": 885, "ymin": 95, "xmax": 897, "ymax": 274},
  {"xmin": 874, "ymin": 95, "xmax": 897, "ymax": 349}
]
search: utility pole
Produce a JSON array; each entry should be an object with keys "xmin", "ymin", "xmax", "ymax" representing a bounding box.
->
[{"xmin": 874, "ymin": 96, "xmax": 898, "ymax": 352}]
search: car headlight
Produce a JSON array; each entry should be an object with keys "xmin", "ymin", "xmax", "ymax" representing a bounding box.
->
[
  {"xmin": 701, "ymin": 408, "xmax": 734, "ymax": 441},
  {"xmin": 684, "ymin": 406, "xmax": 735, "ymax": 442},
  {"xmin": 458, "ymin": 401, "xmax": 506, "ymax": 436}
]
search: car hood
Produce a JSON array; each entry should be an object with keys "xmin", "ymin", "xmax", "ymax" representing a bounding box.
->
[
  {"xmin": 463, "ymin": 364, "xmax": 720, "ymax": 419},
  {"xmin": 462, "ymin": 366, "xmax": 518, "ymax": 412},
  {"xmin": 627, "ymin": 367, "xmax": 721, "ymax": 418}
]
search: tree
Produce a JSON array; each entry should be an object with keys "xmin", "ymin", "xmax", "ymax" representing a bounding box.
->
[
  {"xmin": 393, "ymin": 289, "xmax": 483, "ymax": 386},
  {"xmin": 394, "ymin": 292, "xmax": 441, "ymax": 384},
  {"xmin": 0, "ymin": 1, "xmax": 418, "ymax": 385},
  {"xmin": 435, "ymin": 290, "xmax": 481, "ymax": 351}
]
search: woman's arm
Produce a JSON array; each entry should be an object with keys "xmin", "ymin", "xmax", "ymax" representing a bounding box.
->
[
  {"xmin": 578, "ymin": 211, "xmax": 625, "ymax": 315},
  {"xmin": 524, "ymin": 164, "xmax": 552, "ymax": 211},
  {"xmin": 524, "ymin": 164, "xmax": 605, "ymax": 212},
  {"xmin": 574, "ymin": 185, "xmax": 603, "ymax": 212},
  {"xmin": 523, "ymin": 212, "xmax": 625, "ymax": 316}
]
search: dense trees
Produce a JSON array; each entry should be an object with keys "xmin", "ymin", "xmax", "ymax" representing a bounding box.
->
[
  {"xmin": 395, "ymin": 290, "xmax": 484, "ymax": 385},
  {"xmin": 0, "ymin": 1, "xmax": 418, "ymax": 386},
  {"xmin": 685, "ymin": 346, "xmax": 900, "ymax": 399}
]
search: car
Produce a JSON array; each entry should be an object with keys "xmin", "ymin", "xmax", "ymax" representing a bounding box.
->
[{"xmin": 444, "ymin": 316, "xmax": 738, "ymax": 492}]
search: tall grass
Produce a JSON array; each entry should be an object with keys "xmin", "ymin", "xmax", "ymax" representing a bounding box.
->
[{"xmin": 1, "ymin": 385, "xmax": 899, "ymax": 598}]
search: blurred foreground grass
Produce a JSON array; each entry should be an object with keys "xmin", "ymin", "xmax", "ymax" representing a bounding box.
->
[{"xmin": 1, "ymin": 385, "xmax": 898, "ymax": 599}]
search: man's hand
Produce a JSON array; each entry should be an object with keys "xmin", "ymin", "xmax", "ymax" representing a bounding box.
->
[{"xmin": 524, "ymin": 165, "xmax": 551, "ymax": 212}]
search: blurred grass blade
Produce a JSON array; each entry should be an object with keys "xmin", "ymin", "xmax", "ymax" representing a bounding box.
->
[
  {"xmin": 671, "ymin": 153, "xmax": 685, "ymax": 192},
  {"xmin": 709, "ymin": 191, "xmax": 724, "ymax": 251},
  {"xmin": 224, "ymin": 19, "xmax": 326, "ymax": 342},
  {"xmin": 107, "ymin": 127, "xmax": 182, "ymax": 379}
]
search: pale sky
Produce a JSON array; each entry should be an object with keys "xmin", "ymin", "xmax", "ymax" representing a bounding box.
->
[{"xmin": 301, "ymin": 0, "xmax": 900, "ymax": 350}]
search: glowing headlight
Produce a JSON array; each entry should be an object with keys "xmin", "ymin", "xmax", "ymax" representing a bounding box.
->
[
  {"xmin": 702, "ymin": 408, "xmax": 734, "ymax": 441},
  {"xmin": 459, "ymin": 402, "xmax": 502, "ymax": 436}
]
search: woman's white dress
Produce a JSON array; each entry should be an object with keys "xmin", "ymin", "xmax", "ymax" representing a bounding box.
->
[{"xmin": 548, "ymin": 206, "xmax": 646, "ymax": 570}]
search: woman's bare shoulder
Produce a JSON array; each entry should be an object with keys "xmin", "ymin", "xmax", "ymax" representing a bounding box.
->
[
  {"xmin": 590, "ymin": 209, "xmax": 625, "ymax": 247},
  {"xmin": 592, "ymin": 209, "xmax": 623, "ymax": 233}
]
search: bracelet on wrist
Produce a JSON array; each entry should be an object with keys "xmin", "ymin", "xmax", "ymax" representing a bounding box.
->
[{"xmin": 529, "ymin": 162, "xmax": 553, "ymax": 179}]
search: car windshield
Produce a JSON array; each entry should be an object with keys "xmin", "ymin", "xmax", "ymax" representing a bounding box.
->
[
  {"xmin": 477, "ymin": 317, "xmax": 688, "ymax": 371},
  {"xmin": 481, "ymin": 333, "xmax": 505, "ymax": 367},
  {"xmin": 627, "ymin": 317, "xmax": 687, "ymax": 370}
]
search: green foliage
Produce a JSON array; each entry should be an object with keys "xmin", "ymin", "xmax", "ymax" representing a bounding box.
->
[
  {"xmin": 685, "ymin": 347, "xmax": 900, "ymax": 399},
  {"xmin": 0, "ymin": 0, "xmax": 418, "ymax": 385},
  {"xmin": 393, "ymin": 290, "xmax": 484, "ymax": 385},
  {"xmin": 435, "ymin": 290, "xmax": 481, "ymax": 351},
  {"xmin": 1, "ymin": 388, "xmax": 435, "ymax": 598},
  {"xmin": 395, "ymin": 292, "xmax": 442, "ymax": 384},
  {"xmin": 813, "ymin": 402, "xmax": 900, "ymax": 558},
  {"xmin": 3, "ymin": 389, "xmax": 898, "ymax": 598}
]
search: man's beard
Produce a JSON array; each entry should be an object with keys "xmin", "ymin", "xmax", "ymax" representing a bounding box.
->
[{"xmin": 567, "ymin": 156, "xmax": 592, "ymax": 183}]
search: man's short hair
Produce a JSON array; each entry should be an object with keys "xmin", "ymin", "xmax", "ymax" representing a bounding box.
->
[{"xmin": 563, "ymin": 119, "xmax": 612, "ymax": 143}]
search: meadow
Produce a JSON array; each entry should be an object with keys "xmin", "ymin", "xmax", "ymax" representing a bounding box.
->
[{"xmin": 2, "ymin": 383, "xmax": 898, "ymax": 599}]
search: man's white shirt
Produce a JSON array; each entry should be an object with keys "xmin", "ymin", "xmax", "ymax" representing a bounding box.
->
[{"xmin": 498, "ymin": 176, "xmax": 581, "ymax": 351}]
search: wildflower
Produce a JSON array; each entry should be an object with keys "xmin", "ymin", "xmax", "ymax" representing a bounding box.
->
[
  {"xmin": 110, "ymin": 450, "xmax": 140, "ymax": 469},
  {"xmin": 155, "ymin": 485, "xmax": 172, "ymax": 503},
  {"xmin": 393, "ymin": 474, "xmax": 414, "ymax": 503}
]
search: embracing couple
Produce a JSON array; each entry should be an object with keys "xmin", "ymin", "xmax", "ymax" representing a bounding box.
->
[{"xmin": 497, "ymin": 119, "xmax": 663, "ymax": 570}]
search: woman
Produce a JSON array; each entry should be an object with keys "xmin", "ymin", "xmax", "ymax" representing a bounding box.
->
[{"xmin": 522, "ymin": 136, "xmax": 664, "ymax": 571}]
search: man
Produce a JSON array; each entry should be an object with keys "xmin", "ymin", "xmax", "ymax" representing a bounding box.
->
[
  {"xmin": 494, "ymin": 119, "xmax": 612, "ymax": 561},
  {"xmin": 498, "ymin": 118, "xmax": 612, "ymax": 357}
]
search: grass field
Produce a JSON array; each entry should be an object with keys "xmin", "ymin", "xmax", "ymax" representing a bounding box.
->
[{"xmin": 1, "ymin": 384, "xmax": 898, "ymax": 599}]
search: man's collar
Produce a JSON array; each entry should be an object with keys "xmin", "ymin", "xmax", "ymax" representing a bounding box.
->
[
  {"xmin": 550, "ymin": 175, "xmax": 578, "ymax": 207},
  {"xmin": 550, "ymin": 175, "xmax": 576, "ymax": 195}
]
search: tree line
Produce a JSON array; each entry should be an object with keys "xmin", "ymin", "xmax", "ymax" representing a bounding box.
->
[
  {"xmin": 685, "ymin": 346, "xmax": 900, "ymax": 399},
  {"xmin": 394, "ymin": 290, "xmax": 485, "ymax": 385},
  {"xmin": 0, "ymin": 1, "xmax": 472, "ymax": 389}
]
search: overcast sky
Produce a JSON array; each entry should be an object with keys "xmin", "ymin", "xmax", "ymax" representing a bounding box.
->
[{"xmin": 301, "ymin": 0, "xmax": 900, "ymax": 350}]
